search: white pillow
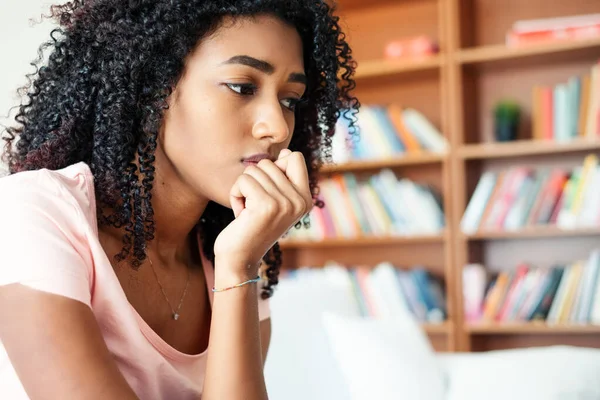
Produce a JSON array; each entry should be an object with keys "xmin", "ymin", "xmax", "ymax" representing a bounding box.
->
[
  {"xmin": 439, "ymin": 346, "xmax": 600, "ymax": 400},
  {"xmin": 321, "ymin": 312, "xmax": 446, "ymax": 400},
  {"xmin": 264, "ymin": 272, "xmax": 360, "ymax": 400}
]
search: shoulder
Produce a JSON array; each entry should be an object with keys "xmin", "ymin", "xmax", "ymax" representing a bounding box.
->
[
  {"xmin": 0, "ymin": 161, "xmax": 94, "ymax": 200},
  {"xmin": 0, "ymin": 163, "xmax": 97, "ymax": 305},
  {"xmin": 0, "ymin": 162, "xmax": 97, "ymax": 231}
]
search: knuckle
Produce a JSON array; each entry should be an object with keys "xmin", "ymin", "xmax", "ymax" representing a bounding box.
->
[
  {"xmin": 291, "ymin": 195, "xmax": 306, "ymax": 215},
  {"xmin": 280, "ymin": 197, "xmax": 294, "ymax": 214},
  {"xmin": 257, "ymin": 158, "xmax": 272, "ymax": 167},
  {"xmin": 302, "ymin": 193, "xmax": 312, "ymax": 211},
  {"xmin": 305, "ymin": 201, "xmax": 314, "ymax": 215},
  {"xmin": 294, "ymin": 152, "xmax": 307, "ymax": 162},
  {"xmin": 238, "ymin": 173, "xmax": 253, "ymax": 184},
  {"xmin": 263, "ymin": 197, "xmax": 278, "ymax": 214},
  {"xmin": 244, "ymin": 165, "xmax": 259, "ymax": 174}
]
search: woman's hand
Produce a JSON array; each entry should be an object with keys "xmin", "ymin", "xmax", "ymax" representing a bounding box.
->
[{"xmin": 213, "ymin": 149, "xmax": 312, "ymax": 281}]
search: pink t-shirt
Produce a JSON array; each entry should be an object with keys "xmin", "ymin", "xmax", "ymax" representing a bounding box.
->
[{"xmin": 0, "ymin": 162, "xmax": 270, "ymax": 399}]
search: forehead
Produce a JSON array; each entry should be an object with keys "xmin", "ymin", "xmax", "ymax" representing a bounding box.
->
[{"xmin": 192, "ymin": 15, "xmax": 305, "ymax": 71}]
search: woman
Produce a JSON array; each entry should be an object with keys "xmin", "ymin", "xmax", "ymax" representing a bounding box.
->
[{"xmin": 0, "ymin": 0, "xmax": 358, "ymax": 399}]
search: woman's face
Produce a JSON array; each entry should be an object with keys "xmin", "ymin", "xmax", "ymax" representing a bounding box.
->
[{"xmin": 159, "ymin": 14, "xmax": 306, "ymax": 208}]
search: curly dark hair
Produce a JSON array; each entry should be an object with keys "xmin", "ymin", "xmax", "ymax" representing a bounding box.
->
[{"xmin": 1, "ymin": 0, "xmax": 359, "ymax": 299}]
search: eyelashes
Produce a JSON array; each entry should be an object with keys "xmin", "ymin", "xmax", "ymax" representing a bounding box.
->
[
  {"xmin": 226, "ymin": 82, "xmax": 257, "ymax": 96},
  {"xmin": 225, "ymin": 83, "xmax": 303, "ymax": 112},
  {"xmin": 280, "ymin": 97, "xmax": 303, "ymax": 111}
]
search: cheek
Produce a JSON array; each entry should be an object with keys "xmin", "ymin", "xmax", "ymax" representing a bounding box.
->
[
  {"xmin": 167, "ymin": 91, "xmax": 242, "ymax": 160},
  {"xmin": 285, "ymin": 115, "xmax": 296, "ymax": 147}
]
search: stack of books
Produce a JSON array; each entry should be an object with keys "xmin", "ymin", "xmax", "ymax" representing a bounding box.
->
[{"xmin": 506, "ymin": 13, "xmax": 600, "ymax": 47}]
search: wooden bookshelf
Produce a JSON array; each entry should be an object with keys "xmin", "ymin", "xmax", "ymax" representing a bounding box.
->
[
  {"xmin": 465, "ymin": 226, "xmax": 600, "ymax": 240},
  {"xmin": 423, "ymin": 321, "xmax": 453, "ymax": 334},
  {"xmin": 354, "ymin": 56, "xmax": 442, "ymax": 79},
  {"xmin": 320, "ymin": 152, "xmax": 446, "ymax": 173},
  {"xmin": 459, "ymin": 139, "xmax": 600, "ymax": 160},
  {"xmin": 280, "ymin": 233, "xmax": 446, "ymax": 249},
  {"xmin": 447, "ymin": 0, "xmax": 600, "ymax": 353},
  {"xmin": 282, "ymin": 0, "xmax": 600, "ymax": 353},
  {"xmin": 466, "ymin": 323, "xmax": 600, "ymax": 334},
  {"xmin": 456, "ymin": 37, "xmax": 600, "ymax": 65}
]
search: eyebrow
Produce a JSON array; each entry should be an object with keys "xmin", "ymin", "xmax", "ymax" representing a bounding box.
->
[{"xmin": 221, "ymin": 55, "xmax": 307, "ymax": 85}]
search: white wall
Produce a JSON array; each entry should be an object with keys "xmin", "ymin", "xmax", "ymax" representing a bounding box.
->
[{"xmin": 0, "ymin": 0, "xmax": 58, "ymax": 175}]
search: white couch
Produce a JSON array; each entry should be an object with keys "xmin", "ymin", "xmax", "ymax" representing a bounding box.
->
[{"xmin": 263, "ymin": 271, "xmax": 600, "ymax": 400}]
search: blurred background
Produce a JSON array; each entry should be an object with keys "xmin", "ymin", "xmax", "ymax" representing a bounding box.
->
[
  {"xmin": 0, "ymin": 1, "xmax": 56, "ymax": 176},
  {"xmin": 2, "ymin": 1, "xmax": 600, "ymax": 399}
]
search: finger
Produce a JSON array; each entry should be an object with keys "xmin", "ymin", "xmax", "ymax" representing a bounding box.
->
[
  {"xmin": 278, "ymin": 148, "xmax": 292, "ymax": 160},
  {"xmin": 274, "ymin": 149, "xmax": 293, "ymax": 173},
  {"xmin": 272, "ymin": 148, "xmax": 292, "ymax": 174},
  {"xmin": 274, "ymin": 151, "xmax": 312, "ymax": 208},
  {"xmin": 231, "ymin": 196, "xmax": 245, "ymax": 218},
  {"xmin": 229, "ymin": 178, "xmax": 245, "ymax": 218},
  {"xmin": 243, "ymin": 164, "xmax": 284, "ymax": 200},
  {"xmin": 229, "ymin": 174, "xmax": 270, "ymax": 218},
  {"xmin": 256, "ymin": 159, "xmax": 296, "ymax": 195},
  {"xmin": 256, "ymin": 159, "xmax": 307, "ymax": 214}
]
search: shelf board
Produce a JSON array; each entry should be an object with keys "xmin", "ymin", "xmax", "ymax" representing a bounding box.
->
[
  {"xmin": 423, "ymin": 322, "xmax": 452, "ymax": 334},
  {"xmin": 456, "ymin": 37, "xmax": 600, "ymax": 65},
  {"xmin": 279, "ymin": 233, "xmax": 446, "ymax": 249},
  {"xmin": 320, "ymin": 152, "xmax": 446, "ymax": 173},
  {"xmin": 459, "ymin": 139, "xmax": 600, "ymax": 160},
  {"xmin": 467, "ymin": 323, "xmax": 600, "ymax": 335},
  {"xmin": 337, "ymin": 0, "xmax": 400, "ymax": 11},
  {"xmin": 465, "ymin": 226, "xmax": 600, "ymax": 240},
  {"xmin": 354, "ymin": 56, "xmax": 442, "ymax": 79}
]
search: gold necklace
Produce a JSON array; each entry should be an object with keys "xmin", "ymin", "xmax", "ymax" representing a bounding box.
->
[{"xmin": 148, "ymin": 256, "xmax": 190, "ymax": 321}]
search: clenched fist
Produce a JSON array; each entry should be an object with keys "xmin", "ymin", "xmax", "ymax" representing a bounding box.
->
[{"xmin": 213, "ymin": 149, "xmax": 312, "ymax": 283}]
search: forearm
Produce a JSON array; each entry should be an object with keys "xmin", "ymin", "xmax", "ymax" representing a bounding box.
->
[{"xmin": 202, "ymin": 258, "xmax": 268, "ymax": 400}]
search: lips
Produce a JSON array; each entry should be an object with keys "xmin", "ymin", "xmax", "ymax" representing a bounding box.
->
[{"xmin": 242, "ymin": 153, "xmax": 274, "ymax": 165}]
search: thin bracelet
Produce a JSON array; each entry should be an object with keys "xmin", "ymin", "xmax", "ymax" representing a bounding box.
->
[{"xmin": 212, "ymin": 275, "xmax": 261, "ymax": 293}]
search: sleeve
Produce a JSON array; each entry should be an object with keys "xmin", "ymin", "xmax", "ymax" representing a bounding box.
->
[{"xmin": 0, "ymin": 183, "xmax": 93, "ymax": 307}]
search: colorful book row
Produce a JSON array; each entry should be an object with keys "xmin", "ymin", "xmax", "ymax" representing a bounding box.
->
[
  {"xmin": 329, "ymin": 105, "xmax": 448, "ymax": 165},
  {"xmin": 284, "ymin": 169, "xmax": 445, "ymax": 240},
  {"xmin": 461, "ymin": 154, "xmax": 600, "ymax": 234},
  {"xmin": 532, "ymin": 60, "xmax": 600, "ymax": 142},
  {"xmin": 282, "ymin": 262, "xmax": 447, "ymax": 323},
  {"xmin": 463, "ymin": 249, "xmax": 600, "ymax": 324}
]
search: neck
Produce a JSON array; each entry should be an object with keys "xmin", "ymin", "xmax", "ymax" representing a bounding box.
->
[
  {"xmin": 101, "ymin": 146, "xmax": 209, "ymax": 266},
  {"xmin": 149, "ymin": 145, "xmax": 209, "ymax": 263}
]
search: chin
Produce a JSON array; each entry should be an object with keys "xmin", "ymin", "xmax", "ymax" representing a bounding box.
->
[
  {"xmin": 216, "ymin": 199, "xmax": 233, "ymax": 211},
  {"xmin": 204, "ymin": 192, "xmax": 231, "ymax": 210},
  {"xmin": 200, "ymin": 169, "xmax": 241, "ymax": 211},
  {"xmin": 207, "ymin": 190, "xmax": 235, "ymax": 211}
]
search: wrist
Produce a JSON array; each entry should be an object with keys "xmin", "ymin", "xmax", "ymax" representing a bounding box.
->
[{"xmin": 213, "ymin": 257, "xmax": 261, "ymax": 288}]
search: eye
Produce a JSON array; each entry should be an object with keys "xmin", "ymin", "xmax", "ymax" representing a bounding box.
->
[
  {"xmin": 226, "ymin": 83, "xmax": 257, "ymax": 96},
  {"xmin": 281, "ymin": 97, "xmax": 302, "ymax": 112}
]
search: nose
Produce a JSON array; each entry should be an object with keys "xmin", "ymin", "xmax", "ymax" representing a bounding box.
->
[{"xmin": 251, "ymin": 101, "xmax": 291, "ymax": 144}]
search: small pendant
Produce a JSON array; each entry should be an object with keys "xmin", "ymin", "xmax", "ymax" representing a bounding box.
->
[{"xmin": 173, "ymin": 313, "xmax": 179, "ymax": 321}]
